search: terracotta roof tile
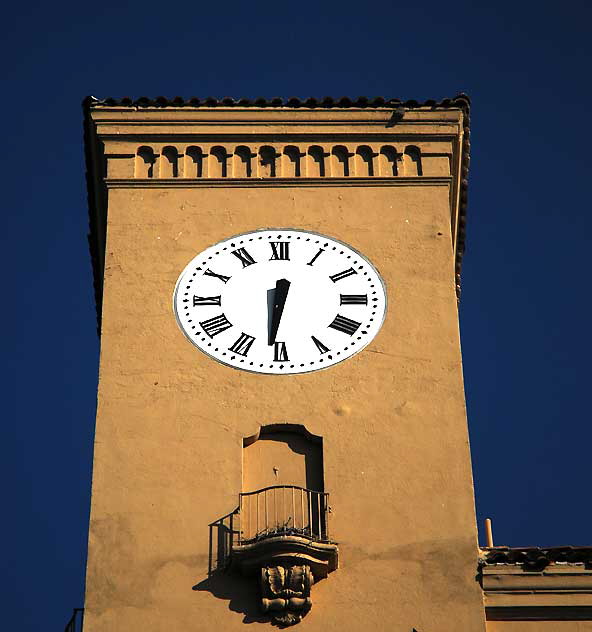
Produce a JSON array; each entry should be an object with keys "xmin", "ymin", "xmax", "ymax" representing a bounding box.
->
[{"xmin": 480, "ymin": 546, "xmax": 592, "ymax": 571}]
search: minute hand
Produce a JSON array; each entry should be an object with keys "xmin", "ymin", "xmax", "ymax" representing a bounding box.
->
[{"xmin": 269, "ymin": 278, "xmax": 291, "ymax": 346}]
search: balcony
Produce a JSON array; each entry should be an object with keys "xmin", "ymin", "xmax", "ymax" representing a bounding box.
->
[
  {"xmin": 229, "ymin": 485, "xmax": 338, "ymax": 625},
  {"xmin": 239, "ymin": 485, "xmax": 329, "ymax": 544},
  {"xmin": 232, "ymin": 485, "xmax": 338, "ymax": 579}
]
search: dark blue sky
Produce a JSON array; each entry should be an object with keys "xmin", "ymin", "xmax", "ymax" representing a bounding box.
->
[{"xmin": 3, "ymin": 0, "xmax": 591, "ymax": 629}]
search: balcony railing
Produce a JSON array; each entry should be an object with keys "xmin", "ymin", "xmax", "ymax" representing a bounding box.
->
[
  {"xmin": 238, "ymin": 485, "xmax": 329, "ymax": 544},
  {"xmin": 64, "ymin": 608, "xmax": 84, "ymax": 632}
]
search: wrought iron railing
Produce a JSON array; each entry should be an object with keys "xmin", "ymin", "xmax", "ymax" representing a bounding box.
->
[
  {"xmin": 238, "ymin": 485, "xmax": 329, "ymax": 544},
  {"xmin": 64, "ymin": 608, "xmax": 84, "ymax": 632}
]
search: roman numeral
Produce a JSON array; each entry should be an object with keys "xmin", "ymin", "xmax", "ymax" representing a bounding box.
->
[
  {"xmin": 270, "ymin": 241, "xmax": 290, "ymax": 260},
  {"xmin": 193, "ymin": 295, "xmax": 221, "ymax": 306},
  {"xmin": 328, "ymin": 314, "xmax": 361, "ymax": 336},
  {"xmin": 311, "ymin": 336, "xmax": 330, "ymax": 354},
  {"xmin": 228, "ymin": 332, "xmax": 255, "ymax": 356},
  {"xmin": 307, "ymin": 248, "xmax": 325, "ymax": 266},
  {"xmin": 231, "ymin": 247, "xmax": 256, "ymax": 268},
  {"xmin": 273, "ymin": 341, "xmax": 289, "ymax": 362},
  {"xmin": 340, "ymin": 294, "xmax": 368, "ymax": 305},
  {"xmin": 203, "ymin": 268, "xmax": 231, "ymax": 283},
  {"xmin": 330, "ymin": 267, "xmax": 357, "ymax": 283},
  {"xmin": 200, "ymin": 313, "xmax": 233, "ymax": 338}
]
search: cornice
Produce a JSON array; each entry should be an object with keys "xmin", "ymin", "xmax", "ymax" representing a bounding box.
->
[{"xmin": 105, "ymin": 176, "xmax": 451, "ymax": 189}]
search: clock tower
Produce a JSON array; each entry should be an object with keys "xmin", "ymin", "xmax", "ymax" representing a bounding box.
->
[{"xmin": 83, "ymin": 95, "xmax": 484, "ymax": 631}]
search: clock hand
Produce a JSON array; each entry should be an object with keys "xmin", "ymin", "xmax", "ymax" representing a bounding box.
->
[{"xmin": 268, "ymin": 278, "xmax": 291, "ymax": 346}]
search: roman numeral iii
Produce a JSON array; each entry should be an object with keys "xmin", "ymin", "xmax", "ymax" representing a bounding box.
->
[
  {"xmin": 340, "ymin": 294, "xmax": 368, "ymax": 305},
  {"xmin": 193, "ymin": 295, "xmax": 221, "ymax": 306},
  {"xmin": 203, "ymin": 268, "xmax": 231, "ymax": 283},
  {"xmin": 200, "ymin": 314, "xmax": 233, "ymax": 338},
  {"xmin": 328, "ymin": 314, "xmax": 361, "ymax": 336},
  {"xmin": 228, "ymin": 332, "xmax": 255, "ymax": 356},
  {"xmin": 273, "ymin": 342, "xmax": 289, "ymax": 362},
  {"xmin": 231, "ymin": 247, "xmax": 257, "ymax": 268},
  {"xmin": 270, "ymin": 241, "xmax": 290, "ymax": 260},
  {"xmin": 330, "ymin": 267, "xmax": 357, "ymax": 283}
]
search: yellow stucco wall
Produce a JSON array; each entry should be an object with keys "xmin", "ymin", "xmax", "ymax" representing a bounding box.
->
[
  {"xmin": 83, "ymin": 105, "xmax": 486, "ymax": 631},
  {"xmin": 488, "ymin": 623, "xmax": 592, "ymax": 631}
]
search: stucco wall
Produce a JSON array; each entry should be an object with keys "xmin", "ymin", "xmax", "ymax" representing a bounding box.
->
[{"xmin": 83, "ymin": 106, "xmax": 485, "ymax": 631}]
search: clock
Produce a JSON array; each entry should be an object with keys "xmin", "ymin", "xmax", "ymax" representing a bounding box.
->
[{"xmin": 173, "ymin": 228, "xmax": 387, "ymax": 374}]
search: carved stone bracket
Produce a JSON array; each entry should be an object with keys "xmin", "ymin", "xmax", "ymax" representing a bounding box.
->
[
  {"xmin": 232, "ymin": 534, "xmax": 338, "ymax": 626},
  {"xmin": 260, "ymin": 564, "xmax": 313, "ymax": 626}
]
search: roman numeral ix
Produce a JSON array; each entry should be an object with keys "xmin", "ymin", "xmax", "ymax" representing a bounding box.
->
[
  {"xmin": 228, "ymin": 332, "xmax": 256, "ymax": 356},
  {"xmin": 231, "ymin": 247, "xmax": 257, "ymax": 268},
  {"xmin": 340, "ymin": 294, "xmax": 368, "ymax": 305},
  {"xmin": 270, "ymin": 241, "xmax": 290, "ymax": 260},
  {"xmin": 193, "ymin": 295, "xmax": 221, "ymax": 306},
  {"xmin": 200, "ymin": 313, "xmax": 233, "ymax": 338},
  {"xmin": 330, "ymin": 267, "xmax": 357, "ymax": 283},
  {"xmin": 328, "ymin": 314, "xmax": 361, "ymax": 336}
]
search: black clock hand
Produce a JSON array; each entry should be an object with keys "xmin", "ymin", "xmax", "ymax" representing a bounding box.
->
[{"xmin": 268, "ymin": 278, "xmax": 291, "ymax": 345}]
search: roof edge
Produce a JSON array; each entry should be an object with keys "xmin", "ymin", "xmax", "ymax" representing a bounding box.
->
[{"xmin": 82, "ymin": 94, "xmax": 471, "ymax": 110}]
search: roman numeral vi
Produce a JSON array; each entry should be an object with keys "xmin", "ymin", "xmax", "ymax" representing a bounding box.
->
[{"xmin": 273, "ymin": 342, "xmax": 289, "ymax": 362}]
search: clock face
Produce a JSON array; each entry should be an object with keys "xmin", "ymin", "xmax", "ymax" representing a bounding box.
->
[{"xmin": 173, "ymin": 228, "xmax": 387, "ymax": 375}]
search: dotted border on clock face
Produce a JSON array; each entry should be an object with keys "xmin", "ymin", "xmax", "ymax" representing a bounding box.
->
[{"xmin": 174, "ymin": 229, "xmax": 387, "ymax": 375}]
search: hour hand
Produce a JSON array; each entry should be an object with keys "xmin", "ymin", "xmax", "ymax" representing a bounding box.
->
[{"xmin": 268, "ymin": 278, "xmax": 290, "ymax": 345}]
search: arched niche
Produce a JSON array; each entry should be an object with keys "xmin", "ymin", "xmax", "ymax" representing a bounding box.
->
[
  {"xmin": 378, "ymin": 145, "xmax": 398, "ymax": 176},
  {"xmin": 282, "ymin": 146, "xmax": 301, "ymax": 177},
  {"xmin": 354, "ymin": 145, "xmax": 374, "ymax": 176},
  {"xmin": 307, "ymin": 146, "xmax": 325, "ymax": 177},
  {"xmin": 234, "ymin": 146, "xmax": 252, "ymax": 177},
  {"xmin": 402, "ymin": 145, "xmax": 423, "ymax": 176},
  {"xmin": 209, "ymin": 146, "xmax": 228, "ymax": 177},
  {"xmin": 235, "ymin": 425, "xmax": 337, "ymax": 625},
  {"xmin": 160, "ymin": 146, "xmax": 179, "ymax": 178},
  {"xmin": 243, "ymin": 424, "xmax": 323, "ymax": 493},
  {"xmin": 185, "ymin": 146, "xmax": 204, "ymax": 177},
  {"xmin": 135, "ymin": 146, "xmax": 155, "ymax": 178},
  {"xmin": 258, "ymin": 146, "xmax": 277, "ymax": 177},
  {"xmin": 331, "ymin": 145, "xmax": 349, "ymax": 177}
]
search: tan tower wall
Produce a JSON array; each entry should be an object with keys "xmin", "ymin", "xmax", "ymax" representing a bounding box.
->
[{"xmin": 83, "ymin": 102, "xmax": 485, "ymax": 631}]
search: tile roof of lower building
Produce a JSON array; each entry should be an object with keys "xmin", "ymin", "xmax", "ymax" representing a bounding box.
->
[{"xmin": 480, "ymin": 546, "xmax": 592, "ymax": 571}]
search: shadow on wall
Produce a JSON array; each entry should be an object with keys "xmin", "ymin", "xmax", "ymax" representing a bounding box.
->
[
  {"xmin": 208, "ymin": 509, "xmax": 238, "ymax": 574},
  {"xmin": 192, "ymin": 571, "xmax": 270, "ymax": 625}
]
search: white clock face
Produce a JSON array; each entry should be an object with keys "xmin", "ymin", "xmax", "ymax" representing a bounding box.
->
[{"xmin": 173, "ymin": 228, "xmax": 387, "ymax": 374}]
